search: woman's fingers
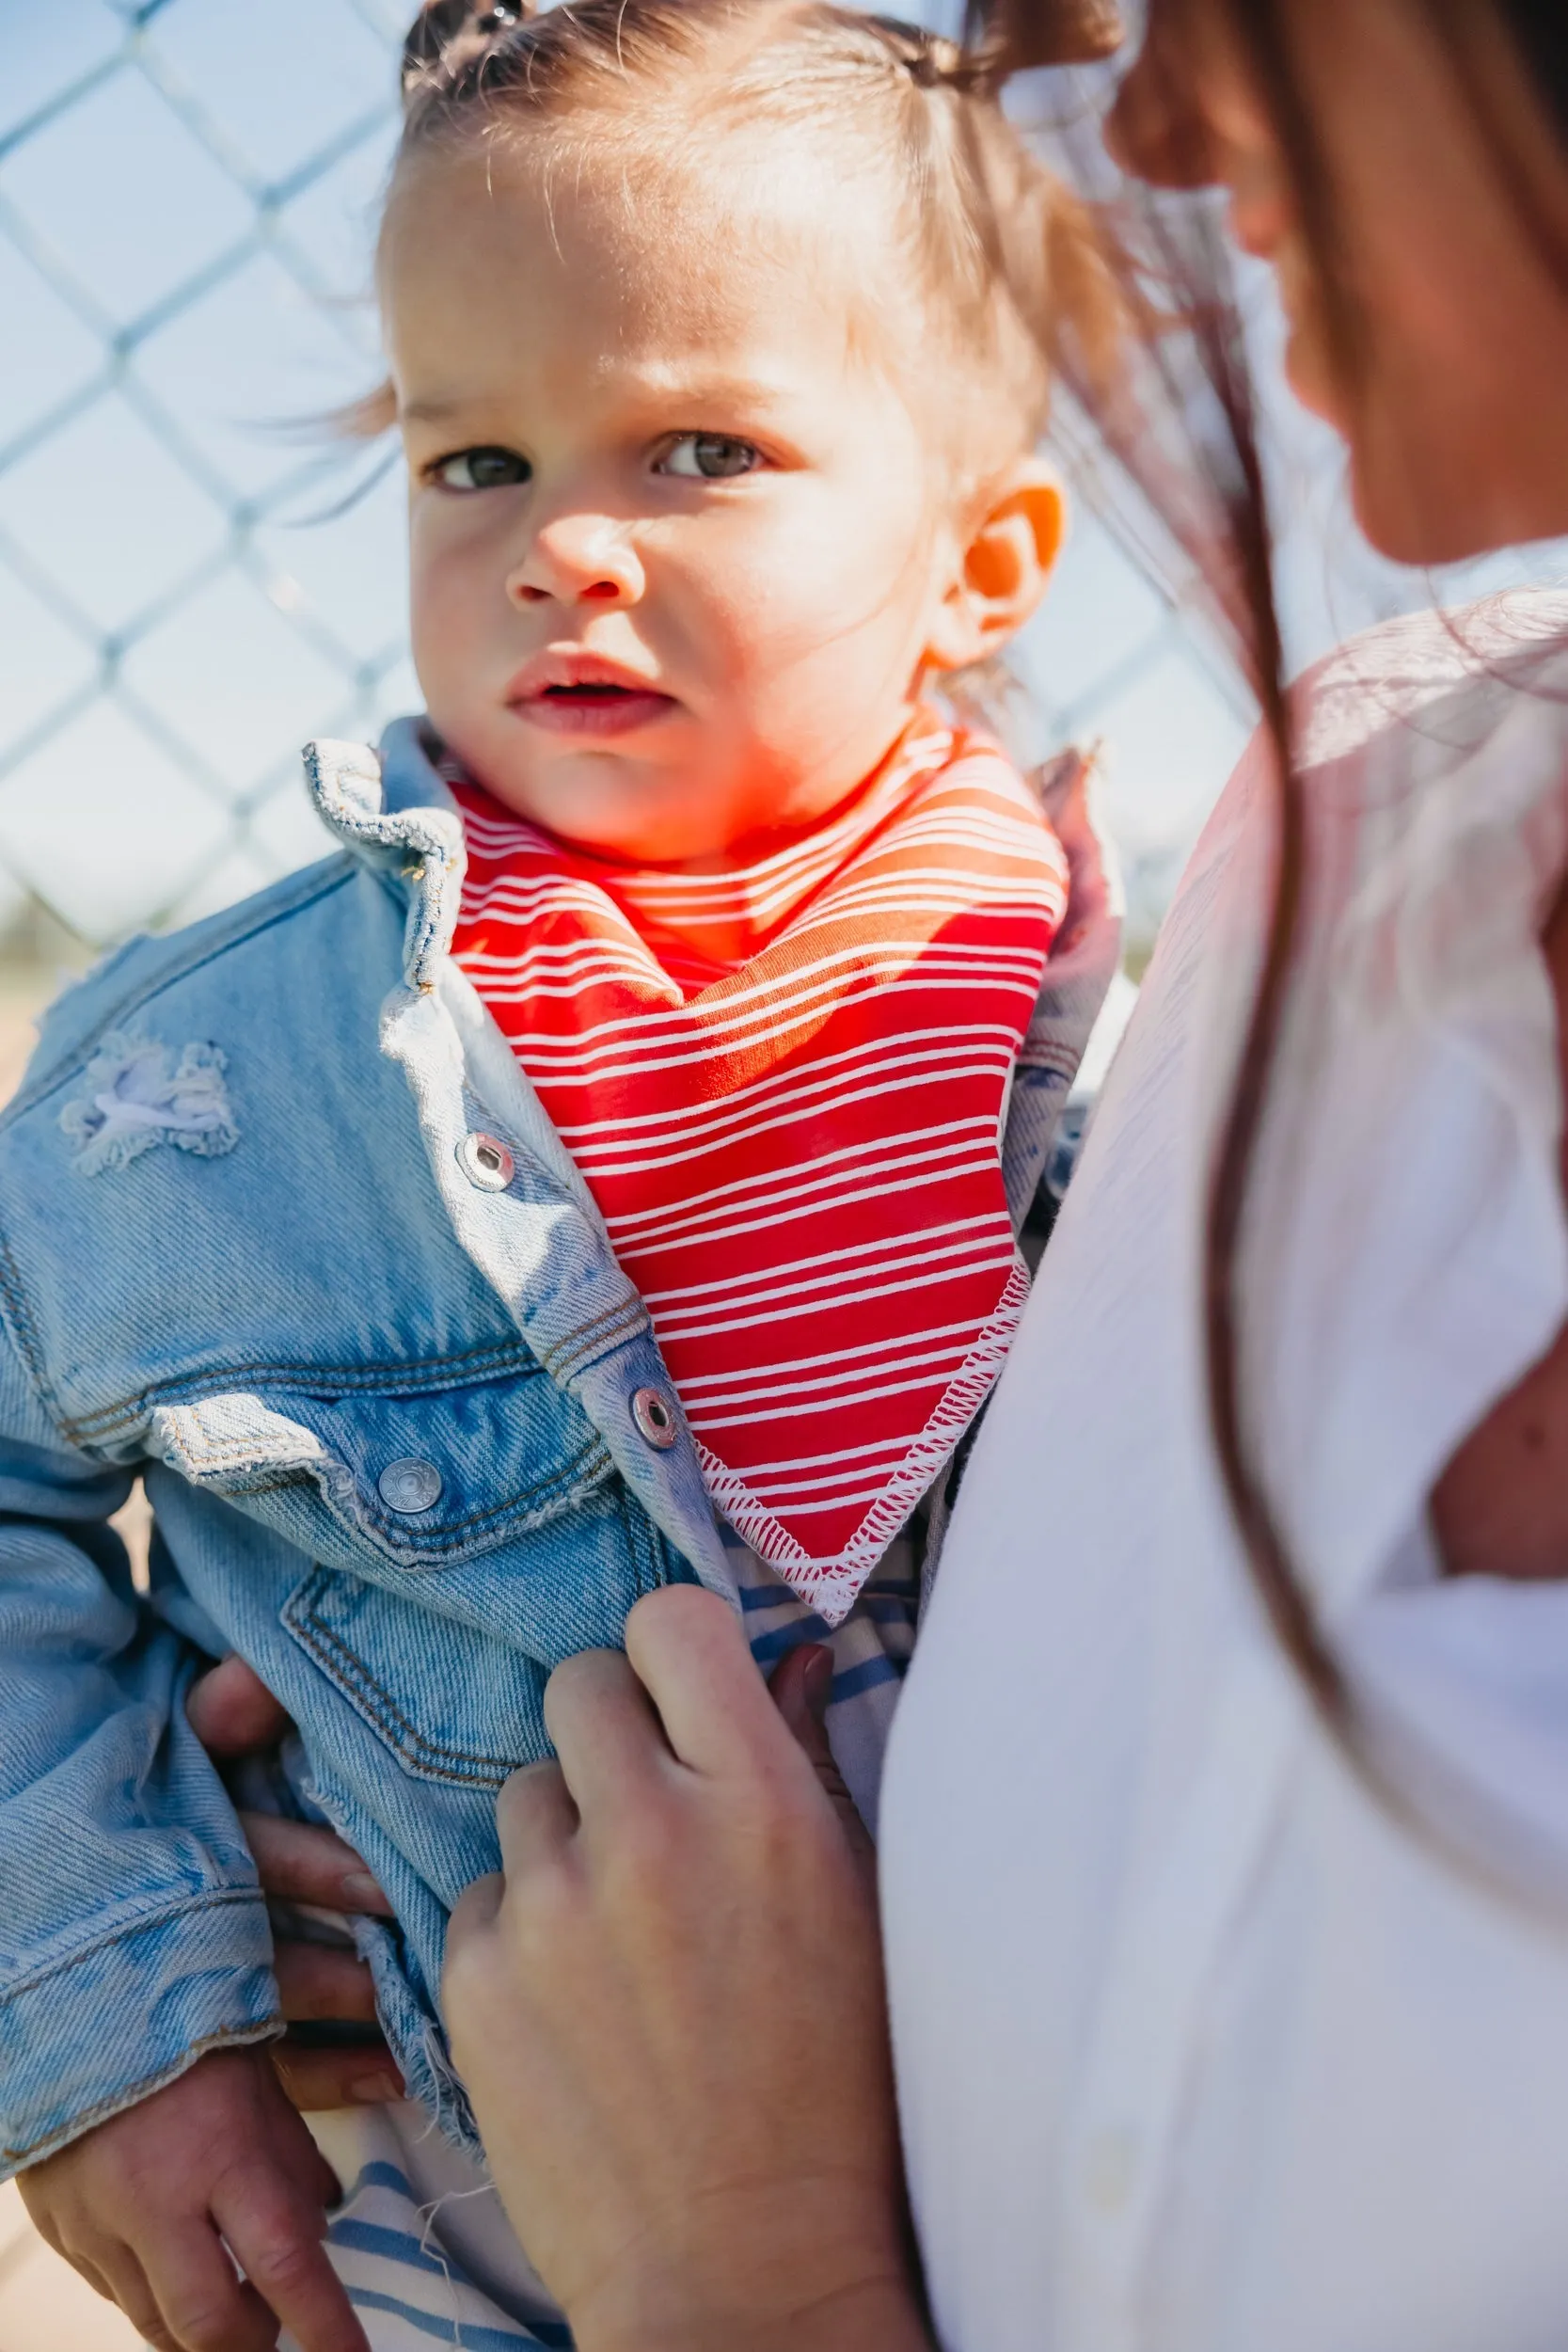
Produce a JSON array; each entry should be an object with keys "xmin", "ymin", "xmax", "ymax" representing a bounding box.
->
[
  {"xmin": 184, "ymin": 1653, "xmax": 294, "ymax": 1756},
  {"xmin": 767, "ymin": 1642, "xmax": 876, "ymax": 1874},
  {"xmin": 269, "ymin": 2039, "xmax": 404, "ymax": 2115},
  {"xmin": 622, "ymin": 1583, "xmax": 788, "ymax": 1775},
  {"xmin": 273, "ymin": 1941, "xmax": 381, "ymax": 2024},
  {"xmin": 441, "ymin": 1587, "xmax": 919, "ymax": 2349},
  {"xmin": 494, "ymin": 1759, "xmax": 580, "ymax": 1870},
  {"xmin": 541, "ymin": 1647, "xmax": 666, "ymax": 1813},
  {"xmin": 448, "ymin": 1867, "xmax": 504, "ymax": 1942},
  {"xmin": 239, "ymin": 1811, "xmax": 394, "ymax": 1917},
  {"xmin": 269, "ymin": 1934, "xmax": 400, "ymax": 2111}
]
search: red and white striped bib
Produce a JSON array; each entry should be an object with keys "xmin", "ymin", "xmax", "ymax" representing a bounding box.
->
[{"xmin": 451, "ymin": 720, "xmax": 1069, "ymax": 1624}]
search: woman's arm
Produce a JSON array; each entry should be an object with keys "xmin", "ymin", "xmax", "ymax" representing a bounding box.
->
[{"xmin": 443, "ymin": 1586, "xmax": 933, "ymax": 2352}]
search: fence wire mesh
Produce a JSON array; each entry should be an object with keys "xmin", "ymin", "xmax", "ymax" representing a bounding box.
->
[{"xmin": 0, "ymin": 0, "xmax": 1256, "ymax": 998}]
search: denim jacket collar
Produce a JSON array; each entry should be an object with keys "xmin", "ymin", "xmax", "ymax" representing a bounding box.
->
[{"xmin": 304, "ymin": 722, "xmax": 464, "ymax": 993}]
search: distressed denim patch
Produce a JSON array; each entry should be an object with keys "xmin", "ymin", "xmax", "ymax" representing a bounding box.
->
[{"xmin": 60, "ymin": 1032, "xmax": 238, "ymax": 1176}]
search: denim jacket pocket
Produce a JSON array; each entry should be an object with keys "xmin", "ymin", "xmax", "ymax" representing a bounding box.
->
[
  {"xmin": 149, "ymin": 1366, "xmax": 681, "ymax": 1665},
  {"xmin": 147, "ymin": 1364, "xmax": 611, "ymax": 1576},
  {"xmin": 280, "ymin": 1563, "xmax": 546, "ymax": 1788}
]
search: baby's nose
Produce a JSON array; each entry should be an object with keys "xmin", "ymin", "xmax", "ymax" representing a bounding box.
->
[{"xmin": 507, "ymin": 518, "xmax": 644, "ymax": 607}]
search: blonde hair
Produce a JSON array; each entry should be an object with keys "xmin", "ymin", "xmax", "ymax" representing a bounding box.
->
[{"xmin": 354, "ymin": 0, "xmax": 1119, "ymax": 480}]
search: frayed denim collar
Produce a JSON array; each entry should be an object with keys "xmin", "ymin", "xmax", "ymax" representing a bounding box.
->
[{"xmin": 304, "ymin": 721, "xmax": 463, "ymax": 992}]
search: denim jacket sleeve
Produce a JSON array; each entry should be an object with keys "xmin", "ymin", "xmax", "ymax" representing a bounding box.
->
[{"xmin": 0, "ymin": 1319, "xmax": 280, "ymax": 2175}]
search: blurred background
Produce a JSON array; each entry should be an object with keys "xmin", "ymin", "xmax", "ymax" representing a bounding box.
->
[
  {"xmin": 3, "ymin": 0, "xmax": 1561, "ymax": 1029},
  {"xmin": 0, "ymin": 0, "xmax": 1563, "ymax": 2340}
]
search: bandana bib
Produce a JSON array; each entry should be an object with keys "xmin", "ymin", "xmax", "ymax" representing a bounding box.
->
[{"xmin": 451, "ymin": 721, "xmax": 1069, "ymax": 1624}]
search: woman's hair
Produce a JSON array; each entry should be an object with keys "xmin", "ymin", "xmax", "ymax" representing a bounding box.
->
[
  {"xmin": 985, "ymin": 0, "xmax": 1568, "ymax": 1729},
  {"xmin": 361, "ymin": 0, "xmax": 1122, "ymax": 478},
  {"xmin": 1507, "ymin": 3, "xmax": 1568, "ymax": 135},
  {"xmin": 1164, "ymin": 0, "xmax": 1568, "ymax": 1725}
]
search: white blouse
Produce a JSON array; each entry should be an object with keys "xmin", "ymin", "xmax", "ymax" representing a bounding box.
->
[{"xmin": 880, "ymin": 590, "xmax": 1568, "ymax": 2352}]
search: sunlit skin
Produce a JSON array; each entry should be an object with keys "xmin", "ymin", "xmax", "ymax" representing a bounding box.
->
[
  {"xmin": 1116, "ymin": 0, "xmax": 1568, "ymax": 1582},
  {"xmin": 102, "ymin": 20, "xmax": 1568, "ymax": 2352},
  {"xmin": 383, "ymin": 140, "xmax": 1064, "ymax": 904},
  {"xmin": 14, "ymin": 113, "xmax": 1074, "ymax": 2352},
  {"xmin": 399, "ymin": 21, "xmax": 1568, "ymax": 2352},
  {"xmin": 1111, "ymin": 0, "xmax": 1568, "ymax": 565}
]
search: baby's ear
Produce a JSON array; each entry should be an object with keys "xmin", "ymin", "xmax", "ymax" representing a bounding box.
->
[{"xmin": 926, "ymin": 459, "xmax": 1066, "ymax": 673}]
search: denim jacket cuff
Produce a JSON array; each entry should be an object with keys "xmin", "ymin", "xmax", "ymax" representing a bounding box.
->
[{"xmin": 0, "ymin": 1888, "xmax": 281, "ymax": 2175}]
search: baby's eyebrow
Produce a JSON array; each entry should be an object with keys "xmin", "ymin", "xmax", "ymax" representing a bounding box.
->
[
  {"xmin": 610, "ymin": 368, "xmax": 792, "ymax": 411},
  {"xmin": 400, "ymin": 395, "xmax": 471, "ymax": 424},
  {"xmin": 399, "ymin": 377, "xmax": 789, "ymax": 423}
]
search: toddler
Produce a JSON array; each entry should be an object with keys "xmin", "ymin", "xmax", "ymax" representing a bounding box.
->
[{"xmin": 0, "ymin": 1, "xmax": 1120, "ymax": 2344}]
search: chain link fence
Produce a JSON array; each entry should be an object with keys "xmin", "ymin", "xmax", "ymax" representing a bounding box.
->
[{"xmin": 0, "ymin": 0, "xmax": 1264, "ymax": 1020}]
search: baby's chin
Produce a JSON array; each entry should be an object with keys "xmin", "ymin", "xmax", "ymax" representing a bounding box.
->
[{"xmin": 463, "ymin": 751, "xmax": 761, "ymax": 868}]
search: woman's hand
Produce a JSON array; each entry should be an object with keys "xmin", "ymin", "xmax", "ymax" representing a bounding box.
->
[
  {"xmin": 442, "ymin": 1585, "xmax": 930, "ymax": 2352},
  {"xmin": 186, "ymin": 1657, "xmax": 404, "ymax": 2112}
]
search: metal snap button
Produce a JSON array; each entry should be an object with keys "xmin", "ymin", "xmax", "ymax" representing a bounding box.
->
[
  {"xmin": 457, "ymin": 1131, "xmax": 515, "ymax": 1192},
  {"xmin": 377, "ymin": 1456, "xmax": 444, "ymax": 1515},
  {"xmin": 631, "ymin": 1387, "xmax": 678, "ymax": 1450}
]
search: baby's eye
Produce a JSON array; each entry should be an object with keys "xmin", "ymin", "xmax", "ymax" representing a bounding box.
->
[
  {"xmin": 434, "ymin": 447, "xmax": 531, "ymax": 492},
  {"xmin": 657, "ymin": 435, "xmax": 763, "ymax": 481}
]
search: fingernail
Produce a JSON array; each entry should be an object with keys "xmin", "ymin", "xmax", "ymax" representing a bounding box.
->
[
  {"xmin": 343, "ymin": 1872, "xmax": 389, "ymax": 1911},
  {"xmin": 802, "ymin": 1645, "xmax": 834, "ymax": 1709}
]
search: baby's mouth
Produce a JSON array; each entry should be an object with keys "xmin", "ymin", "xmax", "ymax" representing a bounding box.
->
[{"xmin": 511, "ymin": 673, "xmax": 678, "ymax": 739}]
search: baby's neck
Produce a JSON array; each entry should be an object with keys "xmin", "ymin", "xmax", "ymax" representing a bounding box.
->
[{"xmin": 566, "ymin": 723, "xmax": 942, "ymax": 967}]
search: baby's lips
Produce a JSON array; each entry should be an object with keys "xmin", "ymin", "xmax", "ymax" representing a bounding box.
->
[
  {"xmin": 503, "ymin": 646, "xmax": 671, "ymax": 703},
  {"xmin": 513, "ymin": 684, "xmax": 678, "ymax": 737}
]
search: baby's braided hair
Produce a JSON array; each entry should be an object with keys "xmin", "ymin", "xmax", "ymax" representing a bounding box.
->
[
  {"xmin": 383, "ymin": 0, "xmax": 1121, "ymax": 469},
  {"xmin": 403, "ymin": 0, "xmax": 1006, "ymax": 105}
]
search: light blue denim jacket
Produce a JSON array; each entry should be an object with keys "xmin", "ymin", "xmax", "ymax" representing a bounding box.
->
[{"xmin": 0, "ymin": 722, "xmax": 1118, "ymax": 2175}]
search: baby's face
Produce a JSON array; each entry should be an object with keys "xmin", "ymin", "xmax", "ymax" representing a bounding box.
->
[{"xmin": 385, "ymin": 139, "xmax": 972, "ymax": 864}]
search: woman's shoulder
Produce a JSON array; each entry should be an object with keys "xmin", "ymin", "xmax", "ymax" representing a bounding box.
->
[{"xmin": 1291, "ymin": 585, "xmax": 1568, "ymax": 779}]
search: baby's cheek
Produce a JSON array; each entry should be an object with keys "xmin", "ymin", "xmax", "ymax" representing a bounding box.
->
[
  {"xmin": 694, "ymin": 551, "xmax": 915, "ymax": 692},
  {"xmin": 410, "ymin": 545, "xmax": 492, "ymax": 715}
]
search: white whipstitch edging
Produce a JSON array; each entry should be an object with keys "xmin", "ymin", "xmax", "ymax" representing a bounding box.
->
[{"xmin": 696, "ymin": 1256, "xmax": 1032, "ymax": 1627}]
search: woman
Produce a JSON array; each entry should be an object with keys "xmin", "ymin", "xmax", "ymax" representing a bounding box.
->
[{"xmin": 202, "ymin": 2, "xmax": 1568, "ymax": 2346}]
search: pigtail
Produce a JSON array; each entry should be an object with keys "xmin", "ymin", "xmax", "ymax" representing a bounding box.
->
[
  {"xmin": 974, "ymin": 0, "xmax": 1123, "ymax": 72},
  {"xmin": 866, "ymin": 18, "xmax": 1004, "ymax": 95},
  {"xmin": 864, "ymin": 8, "xmax": 1129, "ymax": 426},
  {"xmin": 402, "ymin": 0, "xmax": 536, "ymax": 104}
]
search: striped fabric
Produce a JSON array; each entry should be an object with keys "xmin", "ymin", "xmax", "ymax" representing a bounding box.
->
[{"xmin": 451, "ymin": 718, "xmax": 1068, "ymax": 1624}]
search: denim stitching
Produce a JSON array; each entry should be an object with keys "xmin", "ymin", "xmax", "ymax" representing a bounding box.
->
[
  {"xmin": 60, "ymin": 1343, "xmax": 547, "ymax": 1446},
  {"xmin": 1014, "ymin": 1041, "xmax": 1082, "ymax": 1078},
  {"xmin": 620, "ymin": 1489, "xmax": 669, "ymax": 1600},
  {"xmin": 0, "ymin": 1885, "xmax": 268, "ymax": 2008},
  {"xmin": 3, "ymin": 2016, "xmax": 282, "ymax": 2169},
  {"xmin": 0, "ymin": 1230, "xmax": 58, "ymax": 1421},
  {"xmin": 283, "ymin": 1568, "xmax": 528, "ymax": 1786},
  {"xmin": 538, "ymin": 1298, "xmax": 649, "ymax": 1381},
  {"xmin": 158, "ymin": 1419, "xmax": 611, "ymax": 1548},
  {"xmin": 650, "ymin": 1520, "xmax": 688, "ymax": 1594},
  {"xmin": 303, "ymin": 740, "xmax": 463, "ymax": 992}
]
